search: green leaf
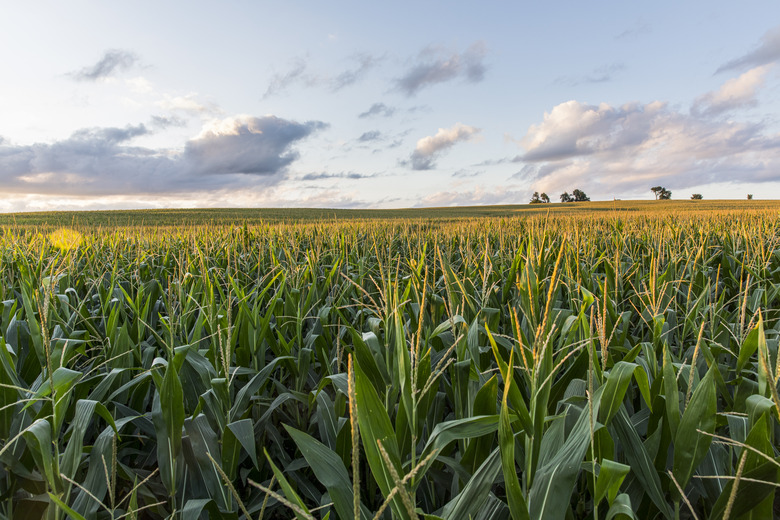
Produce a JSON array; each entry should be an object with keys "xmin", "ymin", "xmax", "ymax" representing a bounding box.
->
[
  {"xmin": 709, "ymin": 457, "xmax": 780, "ymax": 519},
  {"xmin": 264, "ymin": 448, "xmax": 313, "ymax": 520},
  {"xmin": 736, "ymin": 324, "xmax": 759, "ymax": 374},
  {"xmin": 47, "ymin": 493, "xmax": 87, "ymax": 520},
  {"xmin": 662, "ymin": 344, "xmax": 680, "ymax": 440},
  {"xmin": 487, "ymin": 326, "xmax": 533, "ymax": 435},
  {"xmin": 599, "ymin": 362, "xmax": 637, "ymax": 426},
  {"xmin": 594, "ymin": 459, "xmax": 630, "ymax": 506},
  {"xmin": 226, "ymin": 418, "xmax": 258, "ymax": 469},
  {"xmin": 152, "ymin": 355, "xmax": 185, "ymax": 497},
  {"xmin": 416, "ymin": 415, "xmax": 500, "ymax": 488},
  {"xmin": 180, "ymin": 498, "xmax": 235, "ymax": 520},
  {"xmin": 229, "ymin": 356, "xmax": 292, "ymax": 420},
  {"xmin": 354, "ymin": 358, "xmax": 409, "ymax": 520},
  {"xmin": 672, "ymin": 365, "xmax": 716, "ymax": 491},
  {"xmin": 498, "ymin": 350, "xmax": 529, "ymax": 520},
  {"xmin": 441, "ymin": 447, "xmax": 502, "ymax": 520},
  {"xmin": 605, "ymin": 493, "xmax": 636, "ymax": 520},
  {"xmin": 71, "ymin": 426, "xmax": 116, "ymax": 517},
  {"xmin": 60, "ymin": 399, "xmax": 118, "ymax": 480},
  {"xmin": 528, "ymin": 392, "xmax": 601, "ymax": 520},
  {"xmin": 609, "ymin": 409, "xmax": 672, "ymax": 519},
  {"xmin": 23, "ymin": 418, "xmax": 61, "ymax": 493},
  {"xmin": 286, "ymin": 425, "xmax": 371, "ymax": 520},
  {"xmin": 393, "ymin": 302, "xmax": 415, "ymax": 441}
]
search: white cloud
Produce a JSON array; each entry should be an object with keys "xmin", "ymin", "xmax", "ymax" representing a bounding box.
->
[
  {"xmin": 409, "ymin": 123, "xmax": 480, "ymax": 170},
  {"xmin": 516, "ymin": 97, "xmax": 780, "ymax": 197},
  {"xmin": 520, "ymin": 100, "xmax": 665, "ymax": 162},
  {"xmin": 692, "ymin": 65, "xmax": 771, "ymax": 116}
]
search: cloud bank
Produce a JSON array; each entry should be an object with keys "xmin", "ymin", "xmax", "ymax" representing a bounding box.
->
[
  {"xmin": 395, "ymin": 42, "xmax": 487, "ymax": 96},
  {"xmin": 516, "ymin": 92, "xmax": 780, "ymax": 196},
  {"xmin": 409, "ymin": 123, "xmax": 480, "ymax": 170},
  {"xmin": 0, "ymin": 115, "xmax": 327, "ymax": 196}
]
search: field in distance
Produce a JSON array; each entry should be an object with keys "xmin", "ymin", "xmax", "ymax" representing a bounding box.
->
[{"xmin": 0, "ymin": 198, "xmax": 777, "ymax": 227}]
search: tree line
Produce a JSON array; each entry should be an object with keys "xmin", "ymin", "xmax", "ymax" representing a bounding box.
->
[
  {"xmin": 530, "ymin": 186, "xmax": 755, "ymax": 204},
  {"xmin": 530, "ymin": 189, "xmax": 590, "ymax": 204}
]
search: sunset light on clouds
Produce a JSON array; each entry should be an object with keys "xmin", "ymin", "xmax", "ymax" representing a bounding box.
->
[{"xmin": 0, "ymin": 1, "xmax": 779, "ymax": 211}]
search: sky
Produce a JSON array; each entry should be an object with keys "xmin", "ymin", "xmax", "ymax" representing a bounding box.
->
[{"xmin": 1, "ymin": 1, "xmax": 779, "ymax": 211}]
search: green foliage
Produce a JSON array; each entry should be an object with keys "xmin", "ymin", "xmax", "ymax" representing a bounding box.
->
[{"xmin": 1, "ymin": 207, "xmax": 779, "ymax": 519}]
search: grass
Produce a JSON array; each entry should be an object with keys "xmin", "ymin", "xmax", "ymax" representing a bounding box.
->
[
  {"xmin": 0, "ymin": 202, "xmax": 778, "ymax": 519},
  {"xmin": 0, "ymin": 199, "xmax": 777, "ymax": 227}
]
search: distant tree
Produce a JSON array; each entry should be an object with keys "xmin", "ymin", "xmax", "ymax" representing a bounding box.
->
[
  {"xmin": 572, "ymin": 189, "xmax": 590, "ymax": 202},
  {"xmin": 652, "ymin": 186, "xmax": 672, "ymax": 200},
  {"xmin": 560, "ymin": 192, "xmax": 573, "ymax": 203},
  {"xmin": 747, "ymin": 194, "xmax": 754, "ymax": 200},
  {"xmin": 691, "ymin": 193, "xmax": 703, "ymax": 200},
  {"xmin": 530, "ymin": 192, "xmax": 542, "ymax": 204},
  {"xmin": 540, "ymin": 192, "xmax": 550, "ymax": 203}
]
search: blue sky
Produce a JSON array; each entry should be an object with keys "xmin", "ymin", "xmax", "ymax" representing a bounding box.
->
[{"xmin": 1, "ymin": 1, "xmax": 779, "ymax": 210}]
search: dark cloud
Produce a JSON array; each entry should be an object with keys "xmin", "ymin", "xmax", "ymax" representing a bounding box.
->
[
  {"xmin": 395, "ymin": 42, "xmax": 487, "ymax": 96},
  {"xmin": 0, "ymin": 115, "xmax": 327, "ymax": 196},
  {"xmin": 358, "ymin": 102, "xmax": 396, "ymax": 118},
  {"xmin": 185, "ymin": 116, "xmax": 327, "ymax": 175},
  {"xmin": 71, "ymin": 50, "xmax": 139, "ymax": 81},
  {"xmin": 357, "ymin": 130, "xmax": 382, "ymax": 142},
  {"xmin": 717, "ymin": 26, "xmax": 780, "ymax": 73}
]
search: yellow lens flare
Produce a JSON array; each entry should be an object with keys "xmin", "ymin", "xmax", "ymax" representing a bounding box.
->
[{"xmin": 48, "ymin": 228, "xmax": 82, "ymax": 251}]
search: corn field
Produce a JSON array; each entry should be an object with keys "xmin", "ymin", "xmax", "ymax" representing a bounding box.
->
[{"xmin": 1, "ymin": 211, "xmax": 779, "ymax": 519}]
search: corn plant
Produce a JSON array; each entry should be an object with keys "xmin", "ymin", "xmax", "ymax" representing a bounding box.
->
[{"xmin": 0, "ymin": 210, "xmax": 778, "ymax": 519}]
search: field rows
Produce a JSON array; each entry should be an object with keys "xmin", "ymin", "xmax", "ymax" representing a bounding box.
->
[{"xmin": 1, "ymin": 213, "xmax": 779, "ymax": 519}]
